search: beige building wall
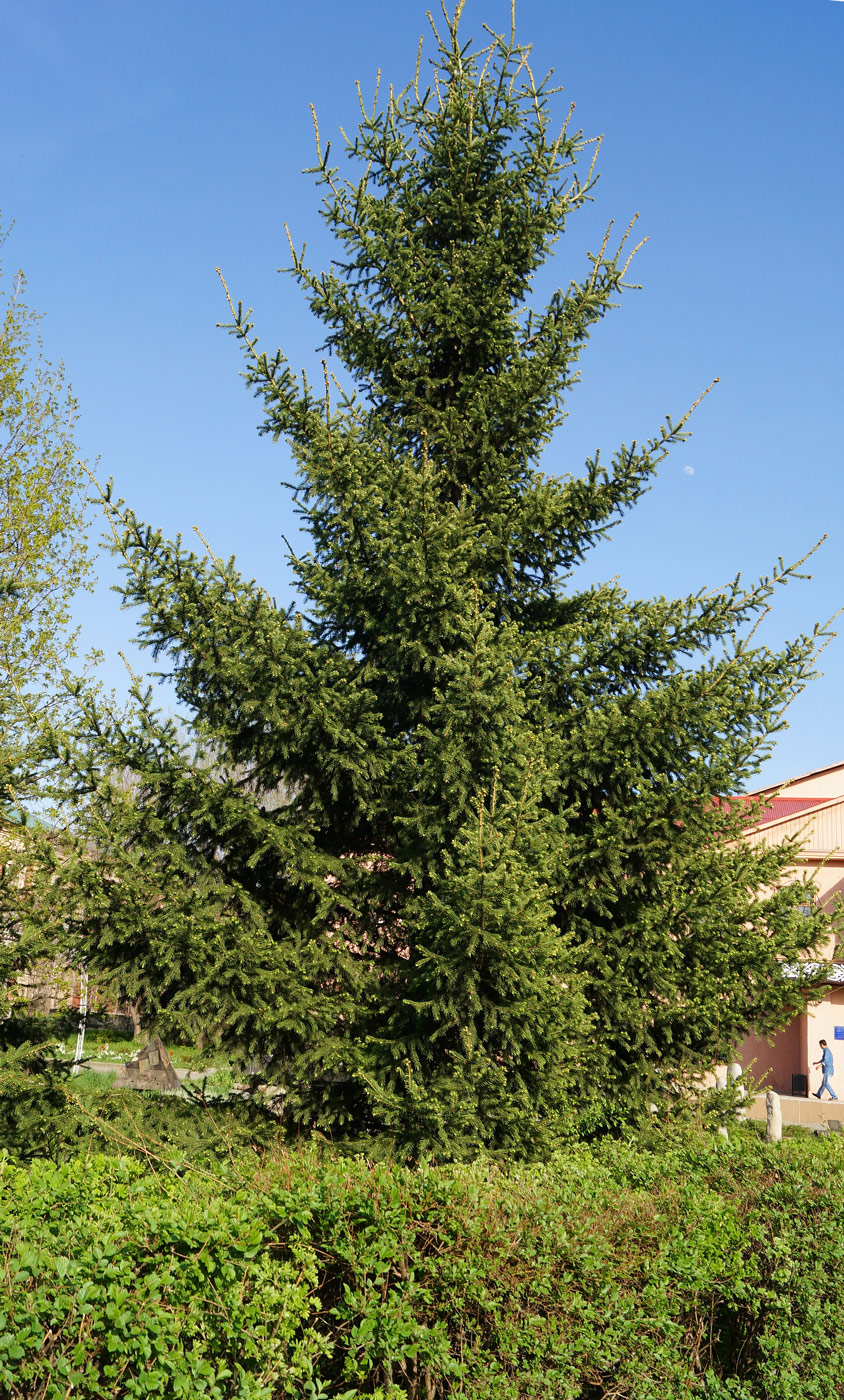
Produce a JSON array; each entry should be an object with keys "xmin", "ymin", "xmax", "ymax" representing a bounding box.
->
[
  {"xmin": 742, "ymin": 1015, "xmax": 806, "ymax": 1096},
  {"xmin": 758, "ymin": 761, "xmax": 844, "ymax": 801},
  {"xmin": 804, "ymin": 988, "xmax": 844, "ymax": 1097},
  {"xmin": 738, "ymin": 764, "xmax": 844, "ymax": 1097}
]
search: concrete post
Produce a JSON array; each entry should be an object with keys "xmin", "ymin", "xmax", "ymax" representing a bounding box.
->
[
  {"xmin": 729, "ymin": 1061, "xmax": 747, "ymax": 1118},
  {"xmin": 766, "ymin": 1089, "xmax": 782, "ymax": 1143}
]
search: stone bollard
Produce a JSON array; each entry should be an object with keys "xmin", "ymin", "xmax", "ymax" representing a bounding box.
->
[
  {"xmin": 766, "ymin": 1089, "xmax": 782, "ymax": 1143},
  {"xmin": 729, "ymin": 1062, "xmax": 747, "ymax": 1118},
  {"xmin": 715, "ymin": 1069, "xmax": 728, "ymax": 1092},
  {"xmin": 717, "ymin": 1125, "xmax": 729, "ymax": 1142}
]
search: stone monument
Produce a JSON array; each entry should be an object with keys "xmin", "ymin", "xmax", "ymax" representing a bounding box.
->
[{"xmin": 115, "ymin": 1035, "xmax": 181, "ymax": 1093}]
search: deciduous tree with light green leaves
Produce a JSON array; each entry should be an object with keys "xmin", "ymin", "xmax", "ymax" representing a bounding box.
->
[
  {"xmin": 29, "ymin": 5, "xmax": 832, "ymax": 1156},
  {"xmin": 0, "ymin": 225, "xmax": 95, "ymax": 1012},
  {"xmin": 0, "ymin": 230, "xmax": 93, "ymax": 817}
]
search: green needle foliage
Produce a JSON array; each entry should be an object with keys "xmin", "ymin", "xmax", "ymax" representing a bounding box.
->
[{"xmin": 24, "ymin": 5, "xmax": 831, "ymax": 1157}]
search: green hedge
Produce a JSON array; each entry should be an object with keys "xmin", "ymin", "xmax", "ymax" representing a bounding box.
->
[{"xmin": 2, "ymin": 1134, "xmax": 843, "ymax": 1399}]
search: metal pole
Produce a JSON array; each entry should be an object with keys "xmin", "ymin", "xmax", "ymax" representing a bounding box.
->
[{"xmin": 71, "ymin": 968, "xmax": 89, "ymax": 1076}]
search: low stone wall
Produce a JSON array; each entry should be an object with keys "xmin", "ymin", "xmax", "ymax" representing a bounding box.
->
[{"xmin": 746, "ymin": 1092, "xmax": 843, "ymax": 1128}]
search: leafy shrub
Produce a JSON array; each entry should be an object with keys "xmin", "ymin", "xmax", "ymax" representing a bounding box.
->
[
  {"xmin": 0, "ymin": 1155, "xmax": 328, "ymax": 1399},
  {"xmin": 3, "ymin": 1133, "xmax": 844, "ymax": 1397}
]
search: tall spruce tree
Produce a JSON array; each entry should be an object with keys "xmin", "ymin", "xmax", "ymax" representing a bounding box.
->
[{"xmin": 28, "ymin": 4, "xmax": 831, "ymax": 1155}]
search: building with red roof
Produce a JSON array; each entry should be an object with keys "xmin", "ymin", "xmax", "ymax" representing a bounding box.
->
[{"xmin": 739, "ymin": 760, "xmax": 844, "ymax": 1101}]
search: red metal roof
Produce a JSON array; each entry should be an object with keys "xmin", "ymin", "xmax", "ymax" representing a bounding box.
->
[{"xmin": 743, "ymin": 796, "xmax": 829, "ymax": 828}]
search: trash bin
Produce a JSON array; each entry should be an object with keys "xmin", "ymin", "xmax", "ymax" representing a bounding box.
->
[{"xmin": 791, "ymin": 1073, "xmax": 808, "ymax": 1097}]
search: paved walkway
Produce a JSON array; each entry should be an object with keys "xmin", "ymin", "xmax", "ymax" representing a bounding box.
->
[{"xmin": 79, "ymin": 1060, "xmax": 217, "ymax": 1083}]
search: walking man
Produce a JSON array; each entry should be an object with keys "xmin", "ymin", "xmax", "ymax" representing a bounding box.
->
[{"xmin": 813, "ymin": 1039, "xmax": 838, "ymax": 1100}]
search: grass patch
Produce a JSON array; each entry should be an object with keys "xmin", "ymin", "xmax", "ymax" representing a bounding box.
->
[{"xmin": 69, "ymin": 1067, "xmax": 116, "ymax": 1091}]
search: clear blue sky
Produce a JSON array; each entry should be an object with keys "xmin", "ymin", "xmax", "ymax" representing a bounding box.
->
[{"xmin": 2, "ymin": 0, "xmax": 842, "ymax": 788}]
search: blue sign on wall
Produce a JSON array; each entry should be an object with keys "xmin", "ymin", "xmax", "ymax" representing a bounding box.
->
[{"xmin": 834, "ymin": 1027, "xmax": 844, "ymax": 1040}]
